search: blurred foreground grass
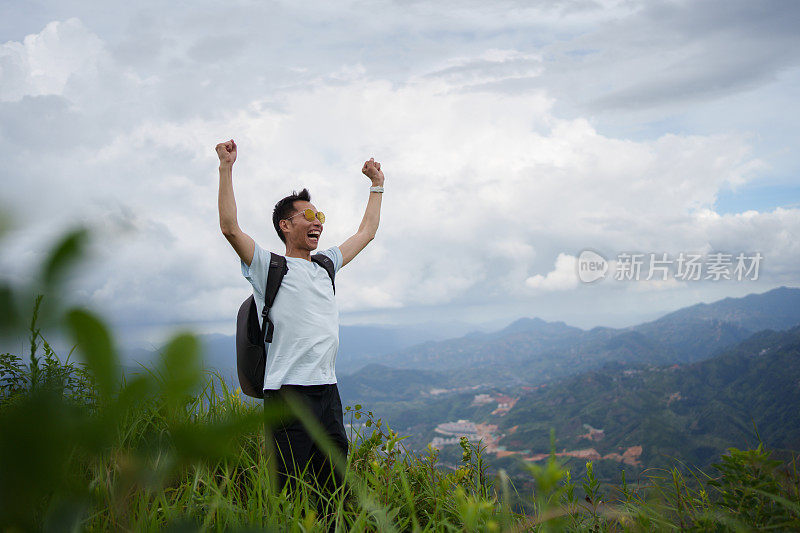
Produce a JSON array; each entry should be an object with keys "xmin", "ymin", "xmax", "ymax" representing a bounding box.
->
[{"xmin": 1, "ymin": 227, "xmax": 799, "ymax": 532}]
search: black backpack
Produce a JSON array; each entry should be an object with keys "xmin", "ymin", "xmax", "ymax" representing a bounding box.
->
[{"xmin": 235, "ymin": 252, "xmax": 336, "ymax": 399}]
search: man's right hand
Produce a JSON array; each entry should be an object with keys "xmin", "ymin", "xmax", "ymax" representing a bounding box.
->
[{"xmin": 216, "ymin": 139, "xmax": 237, "ymax": 167}]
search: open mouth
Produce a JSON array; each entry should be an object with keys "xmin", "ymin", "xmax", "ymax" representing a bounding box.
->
[{"xmin": 307, "ymin": 230, "xmax": 320, "ymax": 242}]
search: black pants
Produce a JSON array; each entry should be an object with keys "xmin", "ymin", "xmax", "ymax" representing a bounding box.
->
[{"xmin": 263, "ymin": 383, "xmax": 349, "ymax": 498}]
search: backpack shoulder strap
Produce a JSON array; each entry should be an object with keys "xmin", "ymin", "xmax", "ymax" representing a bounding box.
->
[
  {"xmin": 311, "ymin": 253, "xmax": 336, "ymax": 294},
  {"xmin": 261, "ymin": 253, "xmax": 288, "ymax": 343}
]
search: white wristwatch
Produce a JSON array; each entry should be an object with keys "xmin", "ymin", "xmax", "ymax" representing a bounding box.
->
[{"xmin": 369, "ymin": 185, "xmax": 384, "ymax": 193}]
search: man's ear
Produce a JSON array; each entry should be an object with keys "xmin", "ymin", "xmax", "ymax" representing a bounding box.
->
[{"xmin": 279, "ymin": 219, "xmax": 290, "ymax": 237}]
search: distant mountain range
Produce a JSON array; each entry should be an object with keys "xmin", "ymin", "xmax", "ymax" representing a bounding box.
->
[
  {"xmin": 336, "ymin": 322, "xmax": 800, "ymax": 486},
  {"xmin": 344, "ymin": 286, "xmax": 800, "ymax": 389},
  {"xmin": 495, "ymin": 324, "xmax": 800, "ymax": 476},
  {"xmin": 335, "ymin": 286, "xmax": 800, "ymax": 464}
]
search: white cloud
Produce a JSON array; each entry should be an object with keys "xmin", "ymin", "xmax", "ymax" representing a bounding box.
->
[
  {"xmin": 2, "ymin": 49, "xmax": 796, "ymax": 324},
  {"xmin": 525, "ymin": 253, "xmax": 578, "ymax": 291},
  {"xmin": 0, "ymin": 18, "xmax": 104, "ymax": 102},
  {"xmin": 1, "ymin": 4, "xmax": 798, "ymax": 334}
]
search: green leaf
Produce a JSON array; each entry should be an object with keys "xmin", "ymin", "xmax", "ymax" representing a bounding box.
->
[
  {"xmin": 115, "ymin": 373, "xmax": 156, "ymax": 414},
  {"xmin": 41, "ymin": 228, "xmax": 89, "ymax": 289},
  {"xmin": 158, "ymin": 332, "xmax": 202, "ymax": 406},
  {"xmin": 171, "ymin": 411, "xmax": 263, "ymax": 461},
  {"xmin": 65, "ymin": 308, "xmax": 118, "ymax": 399},
  {"xmin": 43, "ymin": 495, "xmax": 89, "ymax": 533},
  {"xmin": 0, "ymin": 391, "xmax": 78, "ymax": 530}
]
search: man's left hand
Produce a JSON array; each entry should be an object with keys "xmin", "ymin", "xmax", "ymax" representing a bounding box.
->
[{"xmin": 362, "ymin": 157, "xmax": 385, "ymax": 186}]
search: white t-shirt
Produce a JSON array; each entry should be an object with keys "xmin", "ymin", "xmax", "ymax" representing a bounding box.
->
[{"xmin": 241, "ymin": 241, "xmax": 343, "ymax": 390}]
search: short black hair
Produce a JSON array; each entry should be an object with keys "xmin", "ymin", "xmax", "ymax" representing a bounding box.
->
[{"xmin": 272, "ymin": 188, "xmax": 311, "ymax": 243}]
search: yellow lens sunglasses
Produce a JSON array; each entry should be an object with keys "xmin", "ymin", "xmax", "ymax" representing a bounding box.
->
[{"xmin": 287, "ymin": 208, "xmax": 325, "ymax": 224}]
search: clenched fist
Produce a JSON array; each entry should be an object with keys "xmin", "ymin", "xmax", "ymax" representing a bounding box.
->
[
  {"xmin": 216, "ymin": 139, "xmax": 237, "ymax": 167},
  {"xmin": 362, "ymin": 157, "xmax": 384, "ymax": 186}
]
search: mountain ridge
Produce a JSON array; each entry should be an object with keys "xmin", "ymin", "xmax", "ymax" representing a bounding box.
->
[
  {"xmin": 495, "ymin": 324, "xmax": 800, "ymax": 475},
  {"xmin": 361, "ymin": 286, "xmax": 800, "ymax": 381}
]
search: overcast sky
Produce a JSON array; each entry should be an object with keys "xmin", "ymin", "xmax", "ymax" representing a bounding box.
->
[{"xmin": 1, "ymin": 0, "xmax": 799, "ymax": 347}]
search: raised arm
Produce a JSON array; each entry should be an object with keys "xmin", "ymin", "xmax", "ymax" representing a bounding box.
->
[
  {"xmin": 339, "ymin": 157, "xmax": 385, "ymax": 267},
  {"xmin": 216, "ymin": 139, "xmax": 255, "ymax": 266}
]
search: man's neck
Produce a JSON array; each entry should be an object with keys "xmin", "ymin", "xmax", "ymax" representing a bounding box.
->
[{"xmin": 284, "ymin": 245, "xmax": 312, "ymax": 261}]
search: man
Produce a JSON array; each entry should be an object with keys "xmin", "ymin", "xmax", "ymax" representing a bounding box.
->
[{"xmin": 215, "ymin": 138, "xmax": 384, "ymax": 501}]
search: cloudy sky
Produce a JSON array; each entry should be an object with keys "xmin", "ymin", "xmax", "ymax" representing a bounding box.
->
[{"xmin": 1, "ymin": 0, "xmax": 799, "ymax": 347}]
